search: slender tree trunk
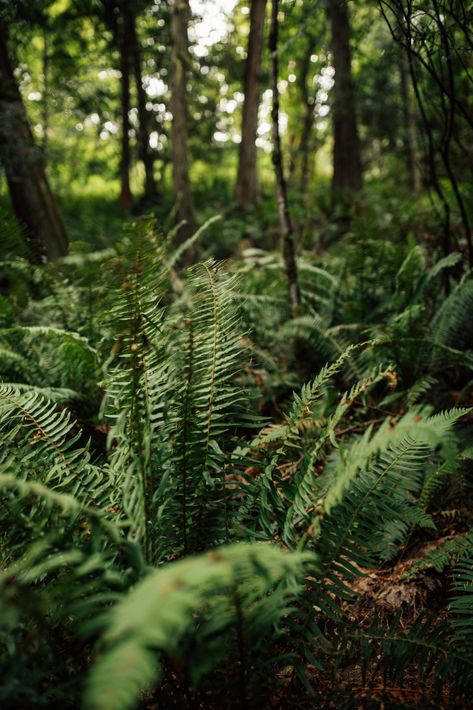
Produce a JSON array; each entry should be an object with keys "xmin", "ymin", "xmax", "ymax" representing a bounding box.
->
[
  {"xmin": 0, "ymin": 21, "xmax": 68, "ymax": 260},
  {"xmin": 235, "ymin": 0, "xmax": 267, "ymax": 209},
  {"xmin": 298, "ymin": 37, "xmax": 317, "ymax": 200},
  {"xmin": 327, "ymin": 0, "xmax": 362, "ymax": 204},
  {"xmin": 128, "ymin": 5, "xmax": 158, "ymax": 203},
  {"xmin": 119, "ymin": 4, "xmax": 133, "ymax": 212},
  {"xmin": 299, "ymin": 109, "xmax": 314, "ymax": 200},
  {"xmin": 170, "ymin": 0, "xmax": 196, "ymax": 241},
  {"xmin": 42, "ymin": 30, "xmax": 49, "ymax": 157},
  {"xmin": 269, "ymin": 0, "xmax": 301, "ymax": 314},
  {"xmin": 398, "ymin": 47, "xmax": 422, "ymax": 193}
]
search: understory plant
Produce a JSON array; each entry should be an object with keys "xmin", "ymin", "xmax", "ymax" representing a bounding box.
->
[{"xmin": 0, "ymin": 224, "xmax": 473, "ymax": 708}]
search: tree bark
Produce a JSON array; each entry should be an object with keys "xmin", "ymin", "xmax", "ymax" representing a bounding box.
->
[
  {"xmin": 119, "ymin": 3, "xmax": 133, "ymax": 212},
  {"xmin": 269, "ymin": 0, "xmax": 301, "ymax": 315},
  {"xmin": 170, "ymin": 0, "xmax": 196, "ymax": 241},
  {"xmin": 398, "ymin": 46, "xmax": 422, "ymax": 193},
  {"xmin": 235, "ymin": 0, "xmax": 267, "ymax": 209},
  {"xmin": 297, "ymin": 36, "xmax": 317, "ymax": 201},
  {"xmin": 41, "ymin": 29, "xmax": 49, "ymax": 158},
  {"xmin": 327, "ymin": 0, "xmax": 362, "ymax": 204},
  {"xmin": 0, "ymin": 20, "xmax": 68, "ymax": 260},
  {"xmin": 128, "ymin": 4, "xmax": 158, "ymax": 203}
]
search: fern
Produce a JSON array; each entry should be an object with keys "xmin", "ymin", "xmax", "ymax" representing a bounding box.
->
[
  {"xmin": 282, "ymin": 364, "xmax": 396, "ymax": 546},
  {"xmin": 345, "ymin": 614, "xmax": 473, "ymax": 701},
  {"xmin": 0, "ymin": 384, "xmax": 112, "ymax": 507},
  {"xmin": 405, "ymin": 530, "xmax": 473, "ymax": 577},
  {"xmin": 1, "ymin": 216, "xmax": 473, "ymax": 708},
  {"xmin": 243, "ymin": 343, "xmax": 369, "ymax": 537},
  {"xmin": 428, "ymin": 276, "xmax": 473, "ymax": 369},
  {"xmin": 278, "ymin": 407, "xmax": 466, "ymax": 647},
  {"xmin": 85, "ymin": 543, "xmax": 311, "ymax": 710},
  {"xmin": 156, "ymin": 262, "xmax": 251, "ymax": 555},
  {"xmin": 450, "ymin": 555, "xmax": 473, "ymax": 650},
  {"xmin": 102, "ymin": 225, "xmax": 170, "ymax": 559}
]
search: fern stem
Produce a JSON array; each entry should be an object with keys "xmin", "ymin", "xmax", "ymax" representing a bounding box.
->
[
  {"xmin": 127, "ymin": 235, "xmax": 151, "ymax": 562},
  {"xmin": 180, "ymin": 317, "xmax": 195, "ymax": 554},
  {"xmin": 203, "ymin": 263, "xmax": 219, "ymax": 472},
  {"xmin": 194, "ymin": 264, "xmax": 220, "ymax": 547}
]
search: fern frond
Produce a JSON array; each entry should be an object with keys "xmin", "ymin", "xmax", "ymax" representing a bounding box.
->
[
  {"xmin": 0, "ymin": 323, "xmax": 99, "ymax": 397},
  {"xmin": 85, "ymin": 543, "xmax": 311, "ymax": 710},
  {"xmin": 428, "ymin": 276, "xmax": 473, "ymax": 368},
  {"xmin": 166, "ymin": 214, "xmax": 222, "ymax": 270},
  {"xmin": 156, "ymin": 262, "xmax": 251, "ymax": 556},
  {"xmin": 0, "ymin": 384, "xmax": 112, "ymax": 507},
  {"xmin": 0, "ymin": 470, "xmax": 121, "ymax": 542},
  {"xmin": 450, "ymin": 553, "xmax": 473, "ymax": 650},
  {"xmin": 253, "ymin": 343, "xmax": 366, "ymax": 451},
  {"xmin": 406, "ymin": 374, "xmax": 439, "ymax": 406},
  {"xmin": 317, "ymin": 407, "xmax": 466, "ymax": 525},
  {"xmin": 297, "ymin": 408, "xmax": 467, "ymax": 618},
  {"xmin": 405, "ymin": 530, "xmax": 473, "ymax": 577},
  {"xmin": 102, "ymin": 226, "xmax": 170, "ymax": 559},
  {"xmin": 243, "ymin": 345, "xmax": 372, "ymax": 538},
  {"xmin": 283, "ymin": 365, "xmax": 397, "ymax": 546},
  {"xmin": 1, "ymin": 325, "xmax": 96, "ymax": 353},
  {"xmin": 346, "ymin": 613, "xmax": 473, "ymax": 699}
]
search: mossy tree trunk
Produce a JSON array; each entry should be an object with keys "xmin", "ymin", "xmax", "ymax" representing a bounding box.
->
[{"xmin": 0, "ymin": 20, "xmax": 68, "ymax": 260}]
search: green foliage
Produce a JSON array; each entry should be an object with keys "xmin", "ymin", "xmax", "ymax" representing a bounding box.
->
[
  {"xmin": 1, "ymin": 224, "xmax": 473, "ymax": 708},
  {"xmin": 1, "ymin": 0, "xmax": 473, "ymax": 702},
  {"xmin": 86, "ymin": 543, "xmax": 311, "ymax": 710}
]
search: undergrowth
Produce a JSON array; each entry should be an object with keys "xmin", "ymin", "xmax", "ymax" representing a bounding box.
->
[{"xmin": 0, "ymin": 218, "xmax": 473, "ymax": 709}]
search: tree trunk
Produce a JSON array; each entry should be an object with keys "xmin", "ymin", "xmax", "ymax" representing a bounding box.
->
[
  {"xmin": 0, "ymin": 21, "xmax": 68, "ymax": 260},
  {"xmin": 299, "ymin": 107, "xmax": 314, "ymax": 200},
  {"xmin": 42, "ymin": 29, "xmax": 49, "ymax": 157},
  {"xmin": 398, "ymin": 47, "xmax": 422, "ymax": 193},
  {"xmin": 327, "ymin": 0, "xmax": 362, "ymax": 204},
  {"xmin": 170, "ymin": 0, "xmax": 196, "ymax": 241},
  {"xmin": 235, "ymin": 0, "xmax": 267, "ymax": 209},
  {"xmin": 128, "ymin": 5, "xmax": 158, "ymax": 203},
  {"xmin": 119, "ymin": 4, "xmax": 133, "ymax": 212},
  {"xmin": 269, "ymin": 0, "xmax": 301, "ymax": 315},
  {"xmin": 297, "ymin": 36, "xmax": 317, "ymax": 201}
]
